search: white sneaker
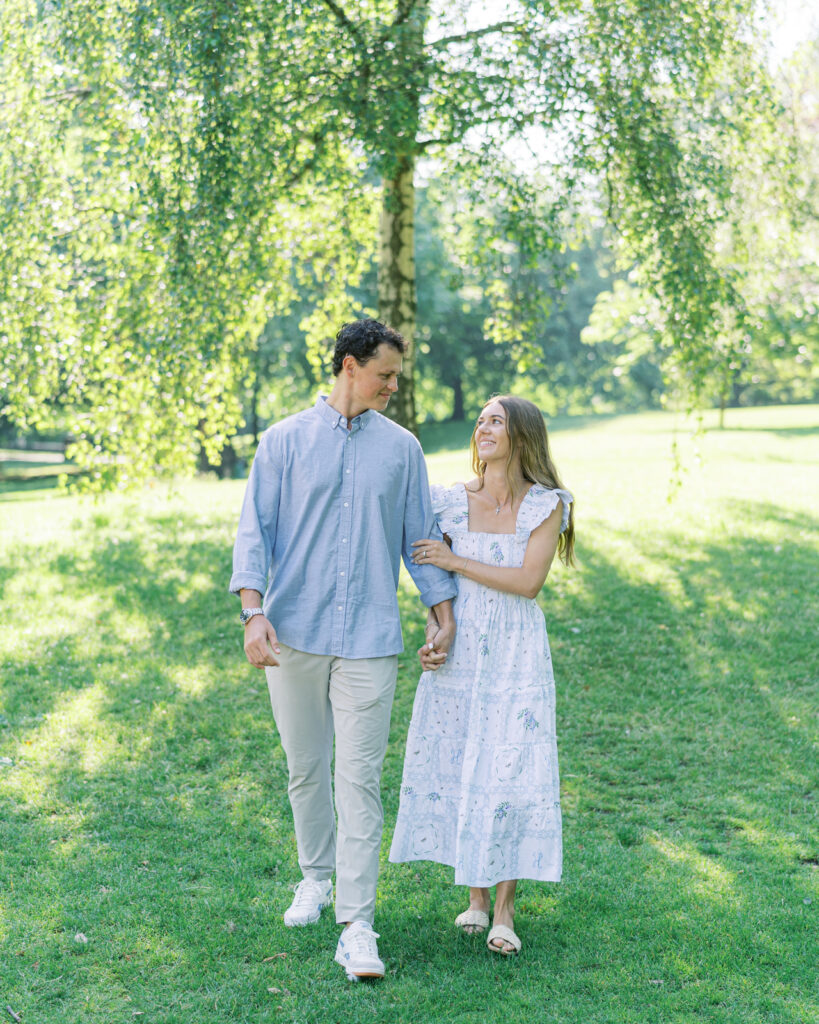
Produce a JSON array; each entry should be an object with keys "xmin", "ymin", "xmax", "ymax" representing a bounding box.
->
[
  {"xmin": 283, "ymin": 878, "xmax": 333, "ymax": 927},
  {"xmin": 334, "ymin": 920, "xmax": 385, "ymax": 981}
]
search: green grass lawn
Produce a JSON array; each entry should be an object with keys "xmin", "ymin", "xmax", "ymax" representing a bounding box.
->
[{"xmin": 1, "ymin": 405, "xmax": 817, "ymax": 1024}]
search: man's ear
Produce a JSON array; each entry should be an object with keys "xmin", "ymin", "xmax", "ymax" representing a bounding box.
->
[{"xmin": 342, "ymin": 354, "xmax": 358, "ymax": 377}]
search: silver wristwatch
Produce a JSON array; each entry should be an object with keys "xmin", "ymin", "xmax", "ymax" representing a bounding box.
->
[{"xmin": 239, "ymin": 607, "xmax": 264, "ymax": 626}]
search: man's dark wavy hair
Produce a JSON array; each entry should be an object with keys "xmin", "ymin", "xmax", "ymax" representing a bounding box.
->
[{"xmin": 332, "ymin": 319, "xmax": 405, "ymax": 376}]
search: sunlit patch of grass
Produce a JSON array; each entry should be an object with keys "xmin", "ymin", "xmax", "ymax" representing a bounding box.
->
[
  {"xmin": 26, "ymin": 684, "xmax": 116, "ymax": 775},
  {"xmin": 647, "ymin": 835, "xmax": 738, "ymax": 901}
]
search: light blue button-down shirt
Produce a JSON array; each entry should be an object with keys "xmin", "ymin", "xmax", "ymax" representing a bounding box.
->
[{"xmin": 229, "ymin": 396, "xmax": 457, "ymax": 659}]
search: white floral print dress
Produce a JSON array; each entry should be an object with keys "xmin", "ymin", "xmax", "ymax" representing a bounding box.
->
[{"xmin": 389, "ymin": 482, "xmax": 572, "ymax": 887}]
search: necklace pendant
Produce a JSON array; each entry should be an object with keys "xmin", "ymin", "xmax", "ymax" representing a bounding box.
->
[{"xmin": 495, "ymin": 505, "xmax": 501, "ymax": 515}]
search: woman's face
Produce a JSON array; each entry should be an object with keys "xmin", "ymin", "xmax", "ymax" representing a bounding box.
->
[{"xmin": 474, "ymin": 401, "xmax": 510, "ymax": 463}]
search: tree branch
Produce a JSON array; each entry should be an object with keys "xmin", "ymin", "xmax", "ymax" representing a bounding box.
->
[
  {"xmin": 276, "ymin": 129, "xmax": 328, "ymax": 190},
  {"xmin": 51, "ymin": 204, "xmax": 139, "ymax": 239},
  {"xmin": 320, "ymin": 0, "xmax": 364, "ymax": 42},
  {"xmin": 391, "ymin": 0, "xmax": 417, "ymax": 29},
  {"xmin": 42, "ymin": 86, "xmax": 93, "ymax": 104},
  {"xmin": 74, "ymin": 205, "xmax": 137, "ymax": 218},
  {"xmin": 415, "ymin": 110, "xmax": 541, "ymax": 150},
  {"xmin": 427, "ymin": 20, "xmax": 521, "ymax": 49}
]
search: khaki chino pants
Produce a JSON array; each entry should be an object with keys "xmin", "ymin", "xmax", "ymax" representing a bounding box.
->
[{"xmin": 265, "ymin": 643, "xmax": 398, "ymax": 925}]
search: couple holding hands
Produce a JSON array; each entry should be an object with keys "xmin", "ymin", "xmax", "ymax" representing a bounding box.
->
[{"xmin": 229, "ymin": 319, "xmax": 575, "ymax": 981}]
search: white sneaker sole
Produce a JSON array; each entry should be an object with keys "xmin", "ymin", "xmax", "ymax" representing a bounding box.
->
[
  {"xmin": 338, "ymin": 966, "xmax": 385, "ymax": 982},
  {"xmin": 334, "ymin": 952, "xmax": 384, "ymax": 981}
]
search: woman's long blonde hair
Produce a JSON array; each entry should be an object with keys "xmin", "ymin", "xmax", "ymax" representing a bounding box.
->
[{"xmin": 470, "ymin": 395, "xmax": 576, "ymax": 566}]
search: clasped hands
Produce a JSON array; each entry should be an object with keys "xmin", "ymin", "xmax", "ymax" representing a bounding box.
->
[
  {"xmin": 419, "ymin": 615, "xmax": 454, "ymax": 672},
  {"xmin": 413, "ymin": 537, "xmax": 458, "ymax": 672}
]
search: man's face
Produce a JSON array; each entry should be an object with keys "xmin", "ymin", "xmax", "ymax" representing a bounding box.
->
[{"xmin": 348, "ymin": 343, "xmax": 403, "ymax": 412}]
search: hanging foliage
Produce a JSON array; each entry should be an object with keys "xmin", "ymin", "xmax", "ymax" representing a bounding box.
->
[{"xmin": 0, "ymin": 0, "xmax": 801, "ymax": 486}]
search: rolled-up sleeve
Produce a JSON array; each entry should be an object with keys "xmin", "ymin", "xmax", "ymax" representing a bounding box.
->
[
  {"xmin": 229, "ymin": 431, "xmax": 281, "ymax": 596},
  {"xmin": 401, "ymin": 444, "xmax": 457, "ymax": 608}
]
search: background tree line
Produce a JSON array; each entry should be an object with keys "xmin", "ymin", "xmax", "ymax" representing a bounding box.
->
[{"xmin": 1, "ymin": 1, "xmax": 816, "ymax": 485}]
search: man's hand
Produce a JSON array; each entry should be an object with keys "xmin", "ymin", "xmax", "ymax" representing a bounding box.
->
[
  {"xmin": 244, "ymin": 615, "xmax": 281, "ymax": 668},
  {"xmin": 427, "ymin": 618, "xmax": 455, "ymax": 656}
]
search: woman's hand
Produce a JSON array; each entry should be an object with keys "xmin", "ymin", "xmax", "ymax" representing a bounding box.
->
[
  {"xmin": 411, "ymin": 538, "xmax": 457, "ymax": 572},
  {"xmin": 418, "ymin": 638, "xmax": 448, "ymax": 672}
]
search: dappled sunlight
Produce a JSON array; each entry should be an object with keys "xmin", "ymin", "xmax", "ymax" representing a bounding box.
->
[
  {"xmin": 758, "ymin": 684, "xmax": 819, "ymax": 752},
  {"xmin": 579, "ymin": 527, "xmax": 697, "ymax": 604},
  {"xmin": 181, "ymin": 571, "xmax": 217, "ymax": 598},
  {"xmin": 103, "ymin": 611, "xmax": 155, "ymax": 647},
  {"xmin": 731, "ymin": 819, "xmax": 780, "ymax": 850},
  {"xmin": 168, "ymin": 663, "xmax": 221, "ymax": 697},
  {"xmin": 647, "ymin": 835, "xmax": 738, "ymax": 902},
  {"xmin": 16, "ymin": 683, "xmax": 119, "ymax": 790},
  {"xmin": 0, "ymin": 595, "xmax": 108, "ymax": 660},
  {"xmin": 728, "ymin": 794, "xmax": 817, "ymax": 865},
  {"xmin": 2, "ymin": 414, "xmax": 817, "ymax": 1023}
]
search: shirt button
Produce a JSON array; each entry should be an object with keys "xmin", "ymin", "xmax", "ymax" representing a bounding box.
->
[
  {"xmin": 337, "ymin": 605, "xmax": 342, "ymax": 611},
  {"xmin": 342, "ymin": 538, "xmax": 347, "ymax": 543},
  {"xmin": 343, "ymin": 502, "xmax": 349, "ymax": 507},
  {"xmin": 346, "ymin": 469, "xmax": 351, "ymax": 474},
  {"xmin": 340, "ymin": 571, "xmax": 345, "ymax": 576}
]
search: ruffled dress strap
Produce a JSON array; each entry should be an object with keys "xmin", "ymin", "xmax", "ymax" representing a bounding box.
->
[
  {"xmin": 516, "ymin": 485, "xmax": 573, "ymax": 537},
  {"xmin": 430, "ymin": 483, "xmax": 470, "ymax": 536}
]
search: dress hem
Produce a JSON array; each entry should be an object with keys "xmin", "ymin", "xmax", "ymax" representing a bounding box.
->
[{"xmin": 389, "ymin": 851, "xmax": 562, "ymax": 888}]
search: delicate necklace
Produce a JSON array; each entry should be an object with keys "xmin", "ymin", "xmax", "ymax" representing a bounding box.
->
[{"xmin": 491, "ymin": 493, "xmax": 510, "ymax": 515}]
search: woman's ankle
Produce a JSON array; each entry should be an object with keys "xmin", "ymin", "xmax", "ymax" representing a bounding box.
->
[
  {"xmin": 492, "ymin": 903, "xmax": 516, "ymax": 926},
  {"xmin": 468, "ymin": 887, "xmax": 490, "ymax": 912}
]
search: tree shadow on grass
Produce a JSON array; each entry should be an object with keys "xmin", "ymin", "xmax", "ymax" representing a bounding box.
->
[
  {"xmin": 1, "ymin": 498, "xmax": 817, "ymax": 1022},
  {"xmin": 0, "ymin": 475, "xmax": 63, "ymax": 498},
  {"xmin": 704, "ymin": 423, "xmax": 819, "ymax": 438}
]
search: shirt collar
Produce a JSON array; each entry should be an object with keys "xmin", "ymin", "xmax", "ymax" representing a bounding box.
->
[{"xmin": 315, "ymin": 394, "xmax": 373, "ymax": 433}]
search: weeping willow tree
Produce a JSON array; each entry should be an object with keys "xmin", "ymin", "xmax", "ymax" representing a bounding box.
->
[{"xmin": 0, "ymin": 0, "xmax": 798, "ymax": 485}]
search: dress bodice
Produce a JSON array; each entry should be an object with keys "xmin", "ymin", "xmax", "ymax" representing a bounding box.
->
[{"xmin": 431, "ymin": 482, "xmax": 572, "ymax": 578}]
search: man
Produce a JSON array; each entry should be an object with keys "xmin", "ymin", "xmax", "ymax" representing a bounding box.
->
[{"xmin": 229, "ymin": 319, "xmax": 456, "ymax": 981}]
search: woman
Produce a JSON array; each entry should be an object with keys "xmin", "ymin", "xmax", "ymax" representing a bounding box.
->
[{"xmin": 389, "ymin": 395, "xmax": 575, "ymax": 956}]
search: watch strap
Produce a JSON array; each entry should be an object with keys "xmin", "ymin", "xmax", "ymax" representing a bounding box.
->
[{"xmin": 240, "ymin": 607, "xmax": 264, "ymax": 625}]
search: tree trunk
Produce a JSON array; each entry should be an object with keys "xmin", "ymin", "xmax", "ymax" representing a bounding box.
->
[
  {"xmin": 196, "ymin": 438, "xmax": 236, "ymax": 478},
  {"xmin": 378, "ymin": 152, "xmax": 417, "ymax": 435},
  {"xmin": 451, "ymin": 375, "xmax": 465, "ymax": 421},
  {"xmin": 250, "ymin": 357, "xmax": 261, "ymax": 446}
]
